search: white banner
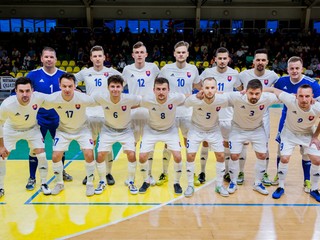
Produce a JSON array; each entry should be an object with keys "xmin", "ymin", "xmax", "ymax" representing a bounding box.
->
[{"xmin": 0, "ymin": 77, "xmax": 16, "ymax": 90}]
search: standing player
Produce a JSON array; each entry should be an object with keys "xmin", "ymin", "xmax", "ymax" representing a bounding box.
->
[
  {"xmin": 26, "ymin": 47, "xmax": 72, "ymax": 191},
  {"xmin": 199, "ymin": 47, "xmax": 241, "ymax": 183},
  {"xmin": 273, "ymin": 56, "xmax": 320, "ymax": 192},
  {"xmin": 0, "ymin": 77, "xmax": 51, "ymax": 197},
  {"xmin": 75, "ymin": 45, "xmax": 122, "ymax": 186},
  {"xmin": 122, "ymin": 41, "xmax": 160, "ymax": 185},
  {"xmin": 227, "ymin": 79, "xmax": 279, "ymax": 195},
  {"xmin": 92, "ymin": 75, "xmax": 141, "ymax": 195},
  {"xmin": 138, "ymin": 77, "xmax": 185, "ymax": 194},
  {"xmin": 184, "ymin": 77, "xmax": 229, "ymax": 197},
  {"xmin": 157, "ymin": 41, "xmax": 201, "ymax": 186},
  {"xmin": 264, "ymin": 85, "xmax": 320, "ymax": 202},
  {"xmin": 42, "ymin": 73, "xmax": 96, "ymax": 196},
  {"xmin": 238, "ymin": 49, "xmax": 278, "ymax": 185}
]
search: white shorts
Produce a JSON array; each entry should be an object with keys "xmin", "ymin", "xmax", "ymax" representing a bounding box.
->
[
  {"xmin": 3, "ymin": 125, "xmax": 44, "ymax": 152},
  {"xmin": 175, "ymin": 116, "xmax": 191, "ymax": 138},
  {"xmin": 87, "ymin": 116, "xmax": 104, "ymax": 141},
  {"xmin": 280, "ymin": 127, "xmax": 320, "ymax": 156},
  {"xmin": 229, "ymin": 126, "xmax": 268, "ymax": 154},
  {"xmin": 98, "ymin": 125, "xmax": 135, "ymax": 152},
  {"xmin": 53, "ymin": 127, "xmax": 94, "ymax": 151},
  {"xmin": 187, "ymin": 125, "xmax": 224, "ymax": 153},
  {"xmin": 131, "ymin": 108, "xmax": 148, "ymax": 142},
  {"xmin": 140, "ymin": 125, "xmax": 181, "ymax": 153},
  {"xmin": 219, "ymin": 120, "xmax": 232, "ymax": 141}
]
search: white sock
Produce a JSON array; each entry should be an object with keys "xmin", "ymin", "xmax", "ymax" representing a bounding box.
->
[
  {"xmin": 128, "ymin": 161, "xmax": 137, "ymax": 182},
  {"xmin": 0, "ymin": 158, "xmax": 7, "ymax": 189},
  {"xmin": 163, "ymin": 148, "xmax": 171, "ymax": 174},
  {"xmin": 278, "ymin": 162, "xmax": 288, "ymax": 189},
  {"xmin": 228, "ymin": 159, "xmax": 239, "ymax": 183},
  {"xmin": 224, "ymin": 147, "xmax": 230, "ymax": 172},
  {"xmin": 85, "ymin": 161, "xmax": 95, "ymax": 185},
  {"xmin": 216, "ymin": 161, "xmax": 225, "ymax": 187},
  {"xmin": 105, "ymin": 152, "xmax": 113, "ymax": 175},
  {"xmin": 147, "ymin": 151, "xmax": 154, "ymax": 176},
  {"xmin": 254, "ymin": 159, "xmax": 266, "ymax": 185},
  {"xmin": 310, "ymin": 163, "xmax": 320, "ymax": 191},
  {"xmin": 53, "ymin": 161, "xmax": 64, "ymax": 184},
  {"xmin": 200, "ymin": 146, "xmax": 209, "ymax": 173},
  {"xmin": 139, "ymin": 161, "xmax": 149, "ymax": 182},
  {"xmin": 36, "ymin": 152, "xmax": 48, "ymax": 184},
  {"xmin": 174, "ymin": 162, "xmax": 182, "ymax": 184},
  {"xmin": 96, "ymin": 161, "xmax": 106, "ymax": 182},
  {"xmin": 186, "ymin": 161, "xmax": 195, "ymax": 185}
]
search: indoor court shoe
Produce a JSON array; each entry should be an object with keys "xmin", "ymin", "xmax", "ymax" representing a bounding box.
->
[
  {"xmin": 227, "ymin": 181, "xmax": 237, "ymax": 194},
  {"xmin": 41, "ymin": 184, "xmax": 51, "ymax": 195},
  {"xmin": 310, "ymin": 190, "xmax": 320, "ymax": 202},
  {"xmin": 194, "ymin": 174, "xmax": 201, "ymax": 186},
  {"xmin": 198, "ymin": 172, "xmax": 206, "ymax": 184},
  {"xmin": 94, "ymin": 181, "xmax": 106, "ymax": 195},
  {"xmin": 223, "ymin": 173, "xmax": 231, "ymax": 182},
  {"xmin": 253, "ymin": 183, "xmax": 269, "ymax": 195},
  {"xmin": 63, "ymin": 170, "xmax": 73, "ymax": 182},
  {"xmin": 237, "ymin": 172, "xmax": 244, "ymax": 185},
  {"xmin": 26, "ymin": 177, "xmax": 36, "ymax": 191},
  {"xmin": 83, "ymin": 175, "xmax": 95, "ymax": 185},
  {"xmin": 174, "ymin": 183, "xmax": 183, "ymax": 194},
  {"xmin": 106, "ymin": 173, "xmax": 115, "ymax": 185},
  {"xmin": 271, "ymin": 174, "xmax": 279, "ymax": 186},
  {"xmin": 51, "ymin": 183, "xmax": 64, "ymax": 195},
  {"xmin": 156, "ymin": 173, "xmax": 168, "ymax": 186},
  {"xmin": 215, "ymin": 186, "xmax": 229, "ymax": 197},
  {"xmin": 304, "ymin": 180, "xmax": 311, "ymax": 193},
  {"xmin": 261, "ymin": 173, "xmax": 272, "ymax": 186},
  {"xmin": 86, "ymin": 184, "xmax": 95, "ymax": 197},
  {"xmin": 184, "ymin": 185, "xmax": 194, "ymax": 198},
  {"xmin": 147, "ymin": 175, "xmax": 156, "ymax": 186},
  {"xmin": 272, "ymin": 187, "xmax": 285, "ymax": 199},
  {"xmin": 139, "ymin": 182, "xmax": 150, "ymax": 194},
  {"xmin": 0, "ymin": 188, "xmax": 4, "ymax": 198},
  {"xmin": 128, "ymin": 182, "xmax": 138, "ymax": 195}
]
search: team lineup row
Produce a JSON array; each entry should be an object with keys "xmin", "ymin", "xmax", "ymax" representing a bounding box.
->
[{"xmin": 0, "ymin": 41, "xmax": 320, "ymax": 202}]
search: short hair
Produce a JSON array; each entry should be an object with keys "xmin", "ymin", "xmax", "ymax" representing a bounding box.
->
[
  {"xmin": 254, "ymin": 48, "xmax": 268, "ymax": 57},
  {"xmin": 202, "ymin": 77, "xmax": 217, "ymax": 85},
  {"xmin": 215, "ymin": 47, "xmax": 229, "ymax": 56},
  {"xmin": 133, "ymin": 41, "xmax": 146, "ymax": 51},
  {"xmin": 90, "ymin": 45, "xmax": 104, "ymax": 56},
  {"xmin": 298, "ymin": 84, "xmax": 312, "ymax": 92},
  {"xmin": 41, "ymin": 47, "xmax": 56, "ymax": 56},
  {"xmin": 59, "ymin": 73, "xmax": 76, "ymax": 83},
  {"xmin": 108, "ymin": 74, "xmax": 124, "ymax": 86},
  {"xmin": 288, "ymin": 56, "xmax": 303, "ymax": 65},
  {"xmin": 154, "ymin": 77, "xmax": 169, "ymax": 88},
  {"xmin": 174, "ymin": 41, "xmax": 189, "ymax": 50},
  {"xmin": 15, "ymin": 77, "xmax": 32, "ymax": 90},
  {"xmin": 247, "ymin": 79, "xmax": 262, "ymax": 90}
]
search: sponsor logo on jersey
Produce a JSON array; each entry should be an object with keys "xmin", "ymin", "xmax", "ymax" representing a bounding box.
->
[
  {"xmin": 197, "ymin": 108, "xmax": 202, "ymax": 111},
  {"xmin": 292, "ymin": 111, "xmax": 297, "ymax": 114},
  {"xmin": 227, "ymin": 76, "xmax": 232, "ymax": 81},
  {"xmin": 152, "ymin": 107, "xmax": 156, "ymax": 111},
  {"xmin": 187, "ymin": 72, "xmax": 191, "ymax": 78},
  {"xmin": 146, "ymin": 71, "xmax": 150, "ymax": 76},
  {"xmin": 259, "ymin": 105, "xmax": 264, "ymax": 110},
  {"xmin": 309, "ymin": 116, "xmax": 315, "ymax": 121},
  {"xmin": 89, "ymin": 74, "xmax": 92, "ymax": 77},
  {"xmin": 58, "ymin": 106, "xmax": 62, "ymax": 109},
  {"xmin": 240, "ymin": 105, "xmax": 245, "ymax": 109},
  {"xmin": 105, "ymin": 106, "xmax": 110, "ymax": 110},
  {"xmin": 171, "ymin": 73, "xmax": 175, "ymax": 77},
  {"xmin": 168, "ymin": 104, "xmax": 173, "ymax": 110},
  {"xmin": 32, "ymin": 104, "xmax": 38, "ymax": 110},
  {"xmin": 39, "ymin": 79, "xmax": 44, "ymax": 83},
  {"xmin": 131, "ymin": 74, "xmax": 134, "ymax": 77},
  {"xmin": 122, "ymin": 105, "xmax": 127, "ymax": 111},
  {"xmin": 216, "ymin": 106, "xmax": 221, "ymax": 111},
  {"xmin": 264, "ymin": 79, "xmax": 269, "ymax": 85},
  {"xmin": 15, "ymin": 112, "xmax": 20, "ymax": 116},
  {"xmin": 104, "ymin": 72, "xmax": 109, "ymax": 77},
  {"xmin": 283, "ymin": 86, "xmax": 287, "ymax": 90},
  {"xmin": 75, "ymin": 104, "xmax": 81, "ymax": 109}
]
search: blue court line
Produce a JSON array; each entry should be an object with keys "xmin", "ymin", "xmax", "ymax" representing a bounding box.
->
[
  {"xmin": 28, "ymin": 202, "xmax": 161, "ymax": 206},
  {"xmin": 24, "ymin": 151, "xmax": 82, "ymax": 205},
  {"xmin": 0, "ymin": 202, "xmax": 6, "ymax": 205}
]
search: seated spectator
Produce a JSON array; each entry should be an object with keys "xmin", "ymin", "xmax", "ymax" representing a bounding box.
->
[{"xmin": 304, "ymin": 66, "xmax": 314, "ymax": 77}]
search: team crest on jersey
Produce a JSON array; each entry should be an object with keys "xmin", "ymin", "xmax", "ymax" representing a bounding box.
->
[
  {"xmin": 259, "ymin": 105, "xmax": 264, "ymax": 110},
  {"xmin": 216, "ymin": 106, "xmax": 221, "ymax": 111},
  {"xmin": 75, "ymin": 104, "xmax": 81, "ymax": 109},
  {"xmin": 89, "ymin": 139, "xmax": 94, "ymax": 145},
  {"xmin": 227, "ymin": 76, "xmax": 232, "ymax": 81},
  {"xmin": 264, "ymin": 79, "xmax": 269, "ymax": 85},
  {"xmin": 32, "ymin": 104, "xmax": 38, "ymax": 110},
  {"xmin": 146, "ymin": 71, "xmax": 150, "ymax": 76},
  {"xmin": 187, "ymin": 72, "xmax": 191, "ymax": 78},
  {"xmin": 168, "ymin": 104, "xmax": 173, "ymax": 110},
  {"xmin": 309, "ymin": 116, "xmax": 315, "ymax": 121},
  {"xmin": 122, "ymin": 105, "xmax": 127, "ymax": 111},
  {"xmin": 104, "ymin": 72, "xmax": 109, "ymax": 77}
]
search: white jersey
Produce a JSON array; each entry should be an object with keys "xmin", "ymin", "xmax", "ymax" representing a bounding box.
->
[
  {"xmin": 239, "ymin": 69, "xmax": 278, "ymax": 89},
  {"xmin": 92, "ymin": 92, "xmax": 141, "ymax": 129},
  {"xmin": 184, "ymin": 94, "xmax": 229, "ymax": 131},
  {"xmin": 122, "ymin": 62, "xmax": 160, "ymax": 95},
  {"xmin": 0, "ymin": 92, "xmax": 46, "ymax": 134},
  {"xmin": 279, "ymin": 92, "xmax": 320, "ymax": 135},
  {"xmin": 159, "ymin": 63, "xmax": 200, "ymax": 117},
  {"xmin": 200, "ymin": 66, "xmax": 240, "ymax": 120},
  {"xmin": 228, "ymin": 92, "xmax": 279, "ymax": 130},
  {"xmin": 75, "ymin": 66, "xmax": 122, "ymax": 117},
  {"xmin": 43, "ymin": 91, "xmax": 96, "ymax": 134},
  {"xmin": 141, "ymin": 92, "xmax": 185, "ymax": 131}
]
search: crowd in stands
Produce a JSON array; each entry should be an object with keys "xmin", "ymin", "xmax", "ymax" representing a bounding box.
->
[{"xmin": 0, "ymin": 26, "xmax": 320, "ymax": 78}]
